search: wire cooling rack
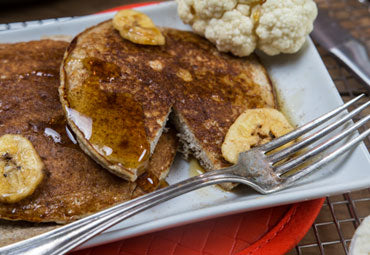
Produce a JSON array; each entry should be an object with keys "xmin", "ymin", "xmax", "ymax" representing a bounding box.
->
[
  {"xmin": 0, "ymin": 0, "xmax": 369, "ymax": 254},
  {"xmin": 287, "ymin": 0, "xmax": 370, "ymax": 254}
]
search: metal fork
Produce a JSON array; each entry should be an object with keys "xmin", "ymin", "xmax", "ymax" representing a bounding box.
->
[{"xmin": 1, "ymin": 94, "xmax": 369, "ymax": 255}]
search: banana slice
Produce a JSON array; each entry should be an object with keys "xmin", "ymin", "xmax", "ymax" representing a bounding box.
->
[
  {"xmin": 112, "ymin": 9, "xmax": 165, "ymax": 45},
  {"xmin": 222, "ymin": 108, "xmax": 294, "ymax": 164},
  {"xmin": 0, "ymin": 134, "xmax": 44, "ymax": 203}
]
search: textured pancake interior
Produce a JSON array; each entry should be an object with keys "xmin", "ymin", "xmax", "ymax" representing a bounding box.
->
[{"xmin": 62, "ymin": 21, "xmax": 275, "ymax": 174}]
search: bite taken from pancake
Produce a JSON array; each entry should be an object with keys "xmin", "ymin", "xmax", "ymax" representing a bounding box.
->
[{"xmin": 60, "ymin": 10, "xmax": 276, "ymax": 189}]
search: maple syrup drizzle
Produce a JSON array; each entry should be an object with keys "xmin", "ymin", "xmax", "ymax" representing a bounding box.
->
[
  {"xmin": 136, "ymin": 171, "xmax": 168, "ymax": 192},
  {"xmin": 189, "ymin": 158, "xmax": 205, "ymax": 177},
  {"xmin": 66, "ymin": 57, "xmax": 150, "ymax": 169},
  {"xmin": 159, "ymin": 180, "xmax": 169, "ymax": 189},
  {"xmin": 136, "ymin": 171, "xmax": 159, "ymax": 192},
  {"xmin": 29, "ymin": 117, "xmax": 79, "ymax": 149}
]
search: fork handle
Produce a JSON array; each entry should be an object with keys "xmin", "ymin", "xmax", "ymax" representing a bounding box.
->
[{"xmin": 0, "ymin": 168, "xmax": 240, "ymax": 255}]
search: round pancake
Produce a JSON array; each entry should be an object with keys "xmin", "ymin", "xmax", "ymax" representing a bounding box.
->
[
  {"xmin": 0, "ymin": 40, "xmax": 177, "ymax": 223},
  {"xmin": 61, "ymin": 21, "xmax": 275, "ymax": 191}
]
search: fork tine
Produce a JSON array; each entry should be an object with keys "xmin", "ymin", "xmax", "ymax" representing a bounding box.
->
[
  {"xmin": 274, "ymin": 114, "xmax": 370, "ymax": 175},
  {"xmin": 259, "ymin": 94, "xmax": 365, "ymax": 152},
  {"xmin": 268, "ymin": 100, "xmax": 370, "ymax": 163},
  {"xmin": 283, "ymin": 128, "xmax": 370, "ymax": 185}
]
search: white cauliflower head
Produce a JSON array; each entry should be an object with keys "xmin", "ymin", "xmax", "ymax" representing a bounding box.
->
[
  {"xmin": 256, "ymin": 0, "xmax": 318, "ymax": 55},
  {"xmin": 176, "ymin": 0, "xmax": 318, "ymax": 57},
  {"xmin": 177, "ymin": 0, "xmax": 237, "ymax": 24},
  {"xmin": 205, "ymin": 7, "xmax": 257, "ymax": 56}
]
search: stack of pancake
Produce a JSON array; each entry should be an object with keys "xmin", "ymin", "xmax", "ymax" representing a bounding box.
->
[{"xmin": 0, "ymin": 18, "xmax": 275, "ymax": 246}]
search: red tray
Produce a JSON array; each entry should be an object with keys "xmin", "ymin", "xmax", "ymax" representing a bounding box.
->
[{"xmin": 71, "ymin": 3, "xmax": 325, "ymax": 254}]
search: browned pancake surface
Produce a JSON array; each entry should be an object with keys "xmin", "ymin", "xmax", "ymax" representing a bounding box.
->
[
  {"xmin": 0, "ymin": 40, "xmax": 177, "ymax": 223},
  {"xmin": 63, "ymin": 22, "xmax": 275, "ymax": 172},
  {"xmin": 63, "ymin": 24, "xmax": 174, "ymax": 145},
  {"xmin": 164, "ymin": 29, "xmax": 275, "ymax": 168}
]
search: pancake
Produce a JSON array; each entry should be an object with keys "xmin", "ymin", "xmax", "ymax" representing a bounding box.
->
[
  {"xmin": 0, "ymin": 40, "xmax": 178, "ymax": 223},
  {"xmin": 61, "ymin": 21, "xmax": 275, "ymax": 189}
]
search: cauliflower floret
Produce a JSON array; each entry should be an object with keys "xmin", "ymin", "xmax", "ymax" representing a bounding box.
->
[
  {"xmin": 236, "ymin": 3, "xmax": 252, "ymax": 16},
  {"xmin": 193, "ymin": 0, "xmax": 237, "ymax": 19},
  {"xmin": 176, "ymin": 0, "xmax": 318, "ymax": 57},
  {"xmin": 177, "ymin": 0, "xmax": 237, "ymax": 22},
  {"xmin": 177, "ymin": 0, "xmax": 196, "ymax": 24},
  {"xmin": 192, "ymin": 19, "xmax": 209, "ymax": 35},
  {"xmin": 256, "ymin": 0, "xmax": 318, "ymax": 55},
  {"xmin": 205, "ymin": 9, "xmax": 256, "ymax": 56}
]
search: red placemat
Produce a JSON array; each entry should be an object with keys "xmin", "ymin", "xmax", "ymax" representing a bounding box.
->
[
  {"xmin": 70, "ymin": 3, "xmax": 325, "ymax": 254},
  {"xmin": 70, "ymin": 199, "xmax": 324, "ymax": 255},
  {"xmin": 97, "ymin": 2, "xmax": 161, "ymax": 14}
]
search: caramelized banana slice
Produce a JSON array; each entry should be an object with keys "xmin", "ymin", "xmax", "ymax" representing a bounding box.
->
[
  {"xmin": 222, "ymin": 108, "xmax": 294, "ymax": 164},
  {"xmin": 0, "ymin": 135, "xmax": 44, "ymax": 203},
  {"xmin": 113, "ymin": 9, "xmax": 165, "ymax": 45}
]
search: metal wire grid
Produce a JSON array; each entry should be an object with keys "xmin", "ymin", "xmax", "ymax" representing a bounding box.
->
[
  {"xmin": 0, "ymin": 1, "xmax": 369, "ymax": 254},
  {"xmin": 287, "ymin": 190, "xmax": 370, "ymax": 255}
]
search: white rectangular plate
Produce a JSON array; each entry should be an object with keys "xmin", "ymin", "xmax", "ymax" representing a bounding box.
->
[{"xmin": 1, "ymin": 1, "xmax": 369, "ymax": 250}]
